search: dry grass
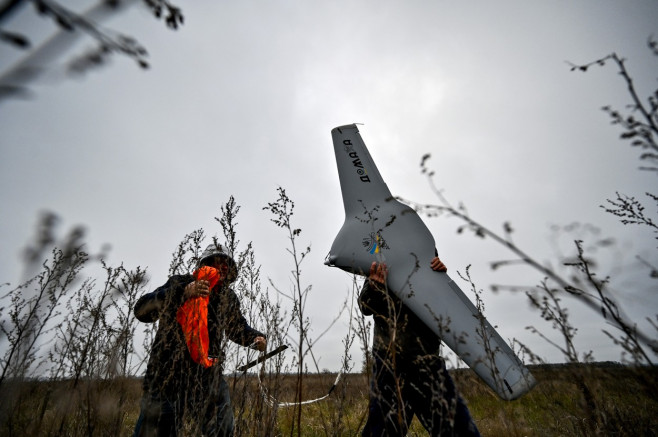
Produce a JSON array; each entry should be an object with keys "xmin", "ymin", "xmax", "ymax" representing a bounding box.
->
[
  {"xmin": 456, "ymin": 363, "xmax": 658, "ymax": 437},
  {"xmin": 1, "ymin": 363, "xmax": 656, "ymax": 436},
  {"xmin": 230, "ymin": 362, "xmax": 658, "ymax": 436}
]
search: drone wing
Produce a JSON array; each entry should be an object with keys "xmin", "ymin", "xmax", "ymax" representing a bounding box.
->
[{"xmin": 325, "ymin": 124, "xmax": 536, "ymax": 400}]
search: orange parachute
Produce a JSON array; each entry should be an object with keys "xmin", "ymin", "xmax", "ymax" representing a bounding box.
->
[{"xmin": 176, "ymin": 266, "xmax": 221, "ymax": 368}]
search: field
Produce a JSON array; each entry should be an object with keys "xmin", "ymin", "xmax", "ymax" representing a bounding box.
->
[{"xmin": 1, "ymin": 362, "xmax": 656, "ymax": 436}]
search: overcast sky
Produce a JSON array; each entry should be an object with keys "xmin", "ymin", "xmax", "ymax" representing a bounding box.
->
[{"xmin": 1, "ymin": 0, "xmax": 657, "ymax": 372}]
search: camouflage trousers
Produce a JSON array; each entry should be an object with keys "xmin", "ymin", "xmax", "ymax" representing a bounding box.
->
[
  {"xmin": 133, "ymin": 377, "xmax": 234, "ymax": 437},
  {"xmin": 362, "ymin": 353, "xmax": 480, "ymax": 437}
]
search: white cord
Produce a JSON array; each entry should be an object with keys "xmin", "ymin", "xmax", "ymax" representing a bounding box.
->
[
  {"xmin": 245, "ymin": 346, "xmax": 343, "ymax": 408},
  {"xmin": 257, "ymin": 368, "xmax": 343, "ymax": 408}
]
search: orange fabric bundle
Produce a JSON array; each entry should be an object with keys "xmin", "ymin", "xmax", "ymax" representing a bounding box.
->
[{"xmin": 176, "ymin": 266, "xmax": 221, "ymax": 368}]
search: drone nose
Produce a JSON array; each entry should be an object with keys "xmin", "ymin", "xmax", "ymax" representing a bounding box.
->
[{"xmin": 324, "ymin": 254, "xmax": 337, "ymax": 266}]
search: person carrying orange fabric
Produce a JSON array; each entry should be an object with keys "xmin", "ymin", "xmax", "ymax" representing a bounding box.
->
[{"xmin": 133, "ymin": 243, "xmax": 266, "ymax": 437}]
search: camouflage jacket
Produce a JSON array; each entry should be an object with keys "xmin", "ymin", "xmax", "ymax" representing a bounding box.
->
[
  {"xmin": 135, "ymin": 274, "xmax": 264, "ymax": 396},
  {"xmin": 359, "ymin": 280, "xmax": 442, "ymax": 364}
]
